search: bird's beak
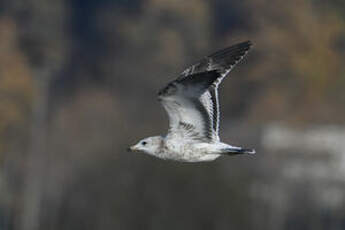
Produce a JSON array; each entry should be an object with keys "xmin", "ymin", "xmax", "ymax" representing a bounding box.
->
[{"xmin": 127, "ymin": 145, "xmax": 137, "ymax": 152}]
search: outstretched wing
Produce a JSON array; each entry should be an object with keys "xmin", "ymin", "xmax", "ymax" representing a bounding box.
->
[
  {"xmin": 179, "ymin": 41, "xmax": 252, "ymax": 137},
  {"xmin": 158, "ymin": 71, "xmax": 221, "ymax": 142},
  {"xmin": 180, "ymin": 41, "xmax": 252, "ymax": 78}
]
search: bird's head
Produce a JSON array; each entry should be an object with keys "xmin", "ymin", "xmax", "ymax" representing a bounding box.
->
[{"xmin": 128, "ymin": 136, "xmax": 163, "ymax": 156}]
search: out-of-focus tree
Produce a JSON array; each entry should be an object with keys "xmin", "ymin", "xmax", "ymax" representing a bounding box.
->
[
  {"xmin": 2, "ymin": 1, "xmax": 71, "ymax": 229},
  {"xmin": 0, "ymin": 17, "xmax": 33, "ymax": 163},
  {"xmin": 237, "ymin": 0, "xmax": 345, "ymax": 123},
  {"xmin": 0, "ymin": 16, "xmax": 33, "ymax": 230},
  {"xmin": 99, "ymin": 0, "xmax": 211, "ymax": 96}
]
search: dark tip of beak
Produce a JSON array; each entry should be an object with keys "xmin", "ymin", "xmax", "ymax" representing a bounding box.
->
[{"xmin": 127, "ymin": 147, "xmax": 132, "ymax": 152}]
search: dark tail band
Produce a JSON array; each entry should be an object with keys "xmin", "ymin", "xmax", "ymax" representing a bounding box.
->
[{"xmin": 223, "ymin": 147, "xmax": 256, "ymax": 155}]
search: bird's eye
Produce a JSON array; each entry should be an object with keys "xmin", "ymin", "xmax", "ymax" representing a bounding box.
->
[{"xmin": 142, "ymin": 141, "xmax": 147, "ymax": 146}]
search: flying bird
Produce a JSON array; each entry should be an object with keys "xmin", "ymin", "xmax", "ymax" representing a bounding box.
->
[{"xmin": 128, "ymin": 41, "xmax": 255, "ymax": 162}]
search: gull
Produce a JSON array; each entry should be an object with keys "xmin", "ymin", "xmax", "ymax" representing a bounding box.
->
[{"xmin": 129, "ymin": 41, "xmax": 255, "ymax": 162}]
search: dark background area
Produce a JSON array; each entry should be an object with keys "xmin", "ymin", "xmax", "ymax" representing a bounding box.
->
[{"xmin": 0, "ymin": 0, "xmax": 345, "ymax": 229}]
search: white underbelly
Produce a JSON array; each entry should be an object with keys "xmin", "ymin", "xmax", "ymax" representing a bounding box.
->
[{"xmin": 160, "ymin": 141, "xmax": 220, "ymax": 162}]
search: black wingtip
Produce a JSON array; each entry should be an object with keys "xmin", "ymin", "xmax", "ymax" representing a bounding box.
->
[
  {"xmin": 238, "ymin": 40, "xmax": 253, "ymax": 46},
  {"xmin": 234, "ymin": 40, "xmax": 253, "ymax": 51},
  {"xmin": 245, "ymin": 40, "xmax": 253, "ymax": 45},
  {"xmin": 245, "ymin": 40, "xmax": 253, "ymax": 48},
  {"xmin": 208, "ymin": 40, "xmax": 253, "ymax": 61}
]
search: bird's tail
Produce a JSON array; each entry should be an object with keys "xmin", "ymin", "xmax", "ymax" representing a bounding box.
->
[{"xmin": 222, "ymin": 147, "xmax": 256, "ymax": 155}]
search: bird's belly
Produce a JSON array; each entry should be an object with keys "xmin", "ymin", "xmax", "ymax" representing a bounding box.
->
[{"xmin": 161, "ymin": 141, "xmax": 219, "ymax": 162}]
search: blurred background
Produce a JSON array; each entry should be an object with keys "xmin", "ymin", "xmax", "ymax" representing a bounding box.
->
[{"xmin": 0, "ymin": 0, "xmax": 345, "ymax": 229}]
